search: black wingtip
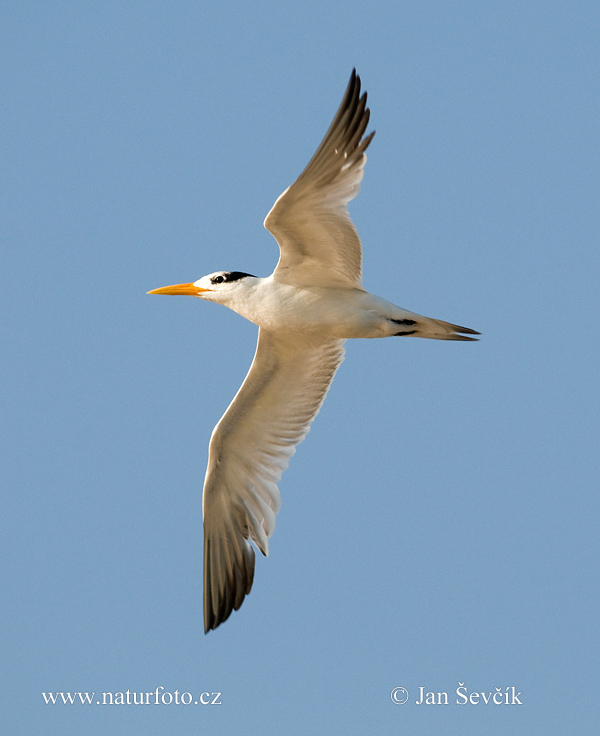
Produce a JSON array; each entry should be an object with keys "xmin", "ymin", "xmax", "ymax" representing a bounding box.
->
[{"xmin": 203, "ymin": 530, "xmax": 256, "ymax": 634}]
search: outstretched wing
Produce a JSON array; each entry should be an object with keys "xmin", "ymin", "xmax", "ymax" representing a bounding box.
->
[
  {"xmin": 203, "ymin": 329, "xmax": 345, "ymax": 632},
  {"xmin": 265, "ymin": 69, "xmax": 375, "ymax": 288}
]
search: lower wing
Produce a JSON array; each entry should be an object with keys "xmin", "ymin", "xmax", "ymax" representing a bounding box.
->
[{"xmin": 202, "ymin": 328, "xmax": 345, "ymax": 632}]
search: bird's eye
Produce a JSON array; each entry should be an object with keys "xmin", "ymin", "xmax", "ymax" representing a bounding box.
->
[{"xmin": 212, "ymin": 275, "xmax": 224, "ymax": 284}]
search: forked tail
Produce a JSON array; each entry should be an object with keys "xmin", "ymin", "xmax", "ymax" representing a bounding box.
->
[{"xmin": 391, "ymin": 316, "xmax": 480, "ymax": 341}]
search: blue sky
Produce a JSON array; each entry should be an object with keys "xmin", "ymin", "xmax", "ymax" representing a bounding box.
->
[{"xmin": 2, "ymin": 1, "xmax": 598, "ymax": 734}]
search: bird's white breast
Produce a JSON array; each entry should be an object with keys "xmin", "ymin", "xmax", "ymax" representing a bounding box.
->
[{"xmin": 225, "ymin": 277, "xmax": 404, "ymax": 339}]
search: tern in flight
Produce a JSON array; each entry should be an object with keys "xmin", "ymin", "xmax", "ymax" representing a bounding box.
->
[{"xmin": 149, "ymin": 70, "xmax": 478, "ymax": 632}]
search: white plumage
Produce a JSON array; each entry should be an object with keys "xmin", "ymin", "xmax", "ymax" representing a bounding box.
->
[{"xmin": 149, "ymin": 70, "xmax": 478, "ymax": 632}]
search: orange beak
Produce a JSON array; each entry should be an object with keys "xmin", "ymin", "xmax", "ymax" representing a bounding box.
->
[{"xmin": 147, "ymin": 282, "xmax": 210, "ymax": 296}]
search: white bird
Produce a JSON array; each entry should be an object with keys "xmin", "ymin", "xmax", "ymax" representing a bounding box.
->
[{"xmin": 149, "ymin": 70, "xmax": 478, "ymax": 633}]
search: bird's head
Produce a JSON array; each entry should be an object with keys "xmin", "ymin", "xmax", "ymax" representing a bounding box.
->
[{"xmin": 147, "ymin": 271, "xmax": 256, "ymax": 303}]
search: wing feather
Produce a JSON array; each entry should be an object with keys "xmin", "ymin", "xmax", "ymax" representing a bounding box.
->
[
  {"xmin": 203, "ymin": 329, "xmax": 345, "ymax": 632},
  {"xmin": 264, "ymin": 69, "xmax": 375, "ymax": 288}
]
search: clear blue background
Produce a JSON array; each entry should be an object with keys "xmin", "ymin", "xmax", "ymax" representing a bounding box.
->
[{"xmin": 2, "ymin": 2, "xmax": 598, "ymax": 734}]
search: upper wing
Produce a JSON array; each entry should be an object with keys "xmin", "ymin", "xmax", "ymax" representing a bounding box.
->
[
  {"xmin": 264, "ymin": 69, "xmax": 375, "ymax": 288},
  {"xmin": 203, "ymin": 328, "xmax": 345, "ymax": 632}
]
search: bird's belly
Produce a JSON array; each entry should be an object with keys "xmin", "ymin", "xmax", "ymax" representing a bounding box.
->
[{"xmin": 234, "ymin": 285, "xmax": 392, "ymax": 339}]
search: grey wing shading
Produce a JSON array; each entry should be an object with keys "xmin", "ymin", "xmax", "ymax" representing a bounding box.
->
[
  {"xmin": 203, "ymin": 328, "xmax": 345, "ymax": 632},
  {"xmin": 264, "ymin": 69, "xmax": 375, "ymax": 288}
]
